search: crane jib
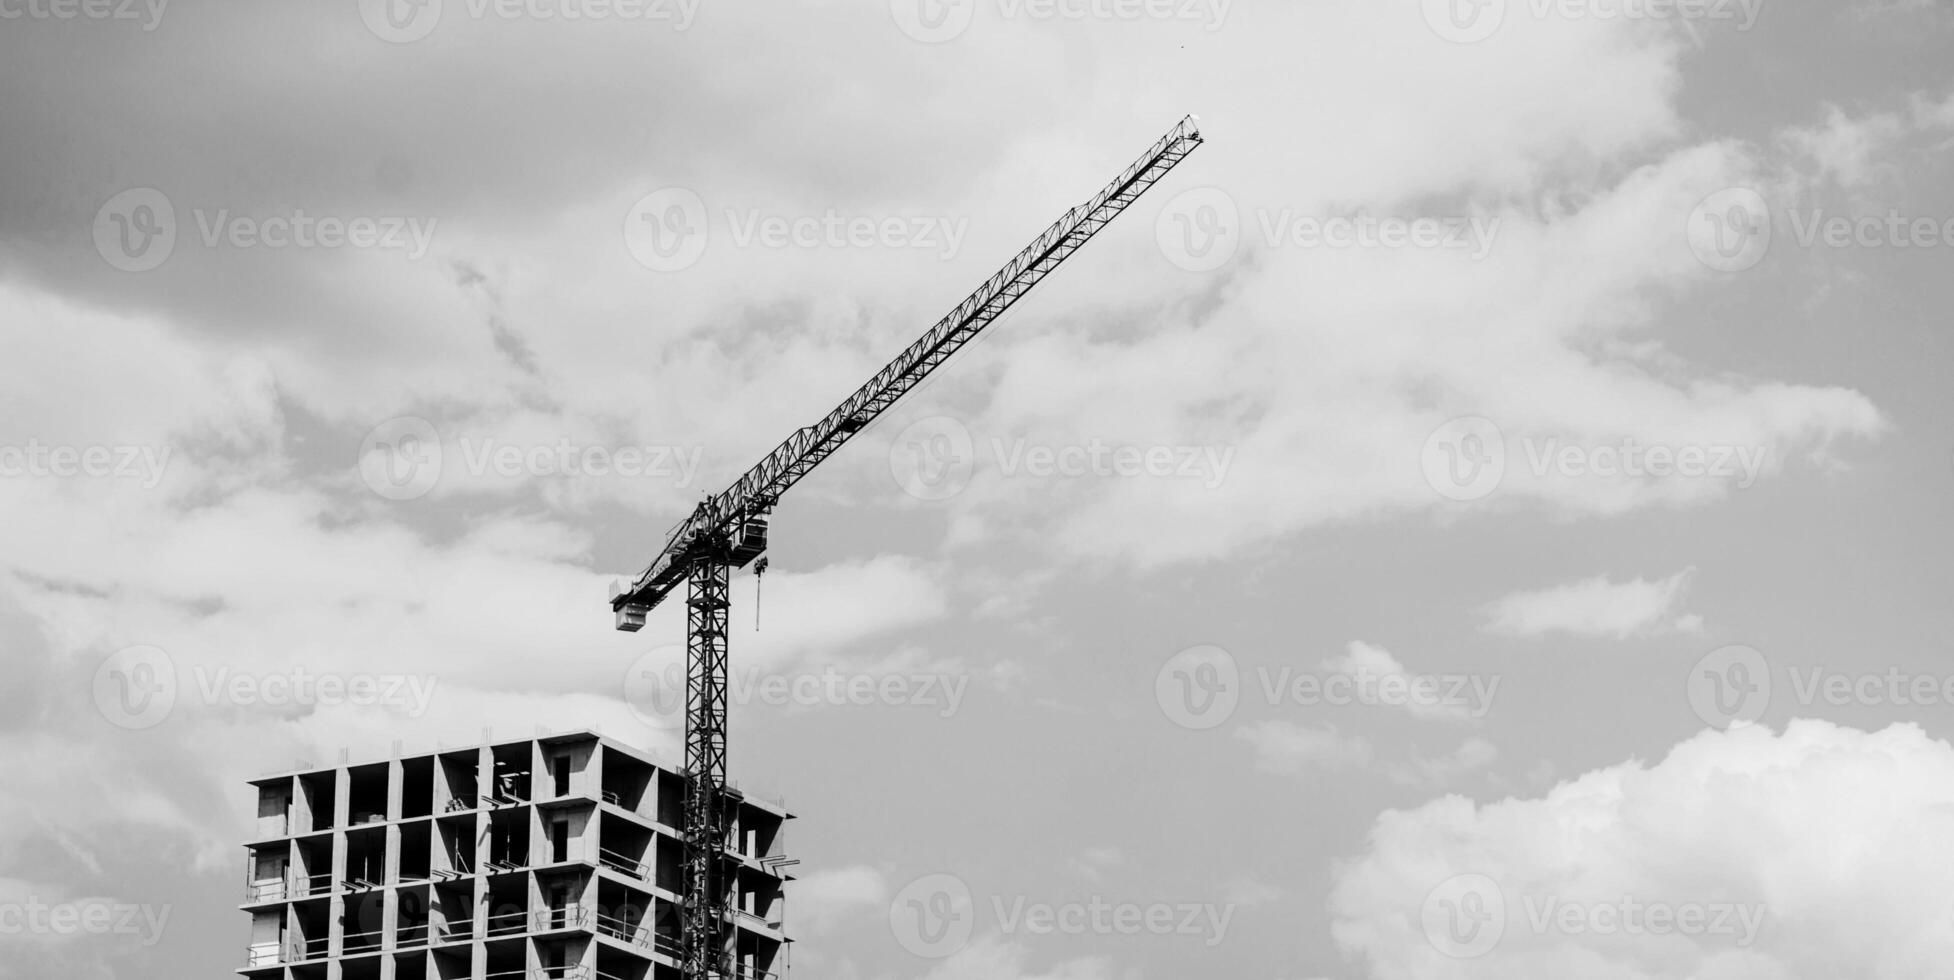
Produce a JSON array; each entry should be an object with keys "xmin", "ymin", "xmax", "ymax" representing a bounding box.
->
[{"xmin": 611, "ymin": 116, "xmax": 1203, "ymax": 630}]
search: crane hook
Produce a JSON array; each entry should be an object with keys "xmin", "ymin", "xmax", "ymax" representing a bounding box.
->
[{"xmin": 753, "ymin": 557, "xmax": 769, "ymax": 631}]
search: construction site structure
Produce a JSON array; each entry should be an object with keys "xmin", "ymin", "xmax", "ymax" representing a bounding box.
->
[
  {"xmin": 608, "ymin": 116, "xmax": 1204, "ymax": 980},
  {"xmin": 239, "ymin": 732, "xmax": 795, "ymax": 980}
]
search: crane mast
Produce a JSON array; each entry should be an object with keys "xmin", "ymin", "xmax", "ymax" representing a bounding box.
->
[{"xmin": 610, "ymin": 116, "xmax": 1203, "ymax": 980}]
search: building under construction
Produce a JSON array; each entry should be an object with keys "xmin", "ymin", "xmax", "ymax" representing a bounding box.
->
[
  {"xmin": 238, "ymin": 732, "xmax": 795, "ymax": 980},
  {"xmin": 240, "ymin": 115, "xmax": 1201, "ymax": 980}
]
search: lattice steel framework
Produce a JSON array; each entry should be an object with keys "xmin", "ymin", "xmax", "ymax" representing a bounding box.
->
[{"xmin": 609, "ymin": 116, "xmax": 1205, "ymax": 980}]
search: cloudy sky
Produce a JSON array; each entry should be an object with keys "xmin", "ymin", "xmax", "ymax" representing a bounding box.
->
[{"xmin": 5, "ymin": 0, "xmax": 1954, "ymax": 977}]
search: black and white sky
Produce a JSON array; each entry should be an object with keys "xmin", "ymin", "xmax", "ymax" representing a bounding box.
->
[{"xmin": 5, "ymin": 0, "xmax": 1954, "ymax": 978}]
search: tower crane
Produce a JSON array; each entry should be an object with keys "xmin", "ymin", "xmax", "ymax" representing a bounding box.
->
[{"xmin": 609, "ymin": 115, "xmax": 1204, "ymax": 979}]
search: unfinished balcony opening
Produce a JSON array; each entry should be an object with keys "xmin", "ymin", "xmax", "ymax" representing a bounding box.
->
[
  {"xmin": 437, "ymin": 751, "xmax": 478, "ymax": 813},
  {"xmin": 654, "ymin": 769, "xmax": 685, "ymax": 827},
  {"xmin": 398, "ymin": 821, "xmax": 432, "ymax": 883},
  {"xmin": 736, "ymin": 805, "xmax": 787, "ymax": 863},
  {"xmin": 482, "ymin": 939, "xmax": 525, "ymax": 978},
  {"xmin": 429, "ymin": 880, "xmax": 474, "ymax": 944},
  {"xmin": 429, "ymin": 945, "xmax": 472, "ymax": 980},
  {"xmin": 396, "ymin": 883, "xmax": 432, "ymax": 948},
  {"xmin": 293, "ymin": 835, "xmax": 333, "ymax": 898},
  {"xmin": 348, "ymin": 763, "xmax": 389, "ymax": 826},
  {"xmin": 245, "ymin": 842, "xmax": 289, "ymax": 904},
  {"xmin": 434, "ymin": 814, "xmax": 474, "ymax": 879},
  {"xmin": 290, "ymin": 961, "xmax": 328, "ymax": 980},
  {"xmin": 483, "ymin": 876, "xmax": 529, "ymax": 938},
  {"xmin": 540, "ymin": 734, "xmax": 595, "ymax": 800},
  {"xmin": 534, "ymin": 934, "xmax": 590, "ymax": 979},
  {"xmin": 596, "ymin": 813, "xmax": 652, "ymax": 883},
  {"xmin": 339, "ymin": 951, "xmax": 382, "ymax": 980},
  {"xmin": 291, "ymin": 899, "xmax": 330, "ymax": 962},
  {"xmin": 536, "ymin": 807, "xmax": 592, "ymax": 867},
  {"xmin": 255, "ymin": 778, "xmax": 292, "ymax": 839},
  {"xmin": 597, "ymin": 944, "xmax": 657, "ymax": 980},
  {"xmin": 734, "ymin": 933, "xmax": 785, "ymax": 980},
  {"xmin": 244, "ymin": 907, "xmax": 284, "ymax": 969},
  {"xmin": 298, "ymin": 771, "xmax": 335, "ymax": 832},
  {"xmin": 536, "ymin": 867, "xmax": 591, "ymax": 930},
  {"xmin": 654, "ymin": 834, "xmax": 682, "ymax": 893},
  {"xmin": 489, "ymin": 742, "xmax": 532, "ymax": 807},
  {"xmin": 600, "ymin": 746, "xmax": 654, "ymax": 814},
  {"xmin": 402, "ymin": 755, "xmax": 434, "ymax": 819},
  {"xmin": 341, "ymin": 891, "xmax": 385, "ymax": 956},
  {"xmin": 345, "ymin": 826, "xmax": 387, "ymax": 889},
  {"xmin": 733, "ymin": 865, "xmax": 784, "ymax": 933},
  {"xmin": 486, "ymin": 807, "xmax": 530, "ymax": 873},
  {"xmin": 593, "ymin": 877, "xmax": 654, "ymax": 950},
  {"xmin": 393, "ymin": 950, "xmax": 428, "ymax": 980}
]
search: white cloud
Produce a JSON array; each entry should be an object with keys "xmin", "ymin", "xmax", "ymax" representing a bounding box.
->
[
  {"xmin": 1329, "ymin": 720, "xmax": 1954, "ymax": 980},
  {"xmin": 1235, "ymin": 720, "xmax": 1374, "ymax": 774},
  {"xmin": 1482, "ymin": 568, "xmax": 1704, "ymax": 638},
  {"xmin": 1326, "ymin": 641, "xmax": 1480, "ymax": 723},
  {"xmin": 1388, "ymin": 737, "xmax": 1500, "ymax": 789}
]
